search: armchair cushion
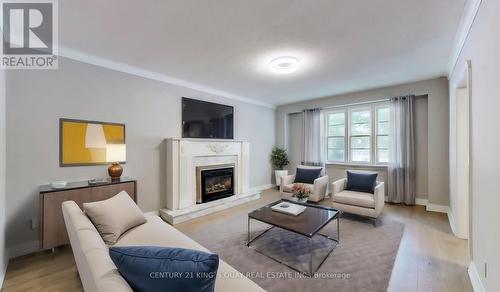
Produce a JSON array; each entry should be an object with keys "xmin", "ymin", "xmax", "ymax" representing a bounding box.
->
[
  {"xmin": 294, "ymin": 167, "xmax": 322, "ymax": 184},
  {"xmin": 346, "ymin": 171, "xmax": 378, "ymax": 194},
  {"xmin": 331, "ymin": 191, "xmax": 375, "ymax": 208}
]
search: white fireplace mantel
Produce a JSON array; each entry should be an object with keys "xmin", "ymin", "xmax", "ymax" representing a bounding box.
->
[{"xmin": 161, "ymin": 138, "xmax": 260, "ymax": 224}]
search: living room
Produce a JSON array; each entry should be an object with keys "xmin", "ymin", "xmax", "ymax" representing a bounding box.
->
[{"xmin": 0, "ymin": 0, "xmax": 499, "ymax": 291}]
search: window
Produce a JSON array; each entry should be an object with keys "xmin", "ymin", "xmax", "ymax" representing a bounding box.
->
[
  {"xmin": 350, "ymin": 109, "xmax": 371, "ymax": 162},
  {"xmin": 376, "ymin": 107, "xmax": 390, "ymax": 163},
  {"xmin": 327, "ymin": 112, "xmax": 345, "ymax": 161},
  {"xmin": 325, "ymin": 103, "xmax": 390, "ymax": 165}
]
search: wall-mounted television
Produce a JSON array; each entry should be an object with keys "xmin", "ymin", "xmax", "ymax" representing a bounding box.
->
[{"xmin": 182, "ymin": 97, "xmax": 234, "ymax": 139}]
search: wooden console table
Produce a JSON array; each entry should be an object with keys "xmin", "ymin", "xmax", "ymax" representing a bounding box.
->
[{"xmin": 39, "ymin": 178, "xmax": 137, "ymax": 250}]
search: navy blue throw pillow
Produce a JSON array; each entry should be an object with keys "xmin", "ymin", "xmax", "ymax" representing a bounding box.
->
[
  {"xmin": 294, "ymin": 167, "xmax": 322, "ymax": 184},
  {"xmin": 345, "ymin": 171, "xmax": 378, "ymax": 194},
  {"xmin": 109, "ymin": 246, "xmax": 219, "ymax": 292}
]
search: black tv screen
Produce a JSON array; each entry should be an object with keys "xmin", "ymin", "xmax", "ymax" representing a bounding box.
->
[{"xmin": 182, "ymin": 97, "xmax": 234, "ymax": 139}]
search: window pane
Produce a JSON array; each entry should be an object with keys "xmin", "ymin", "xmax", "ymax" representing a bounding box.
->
[
  {"xmin": 377, "ymin": 135, "xmax": 389, "ymax": 149},
  {"xmin": 351, "ymin": 149, "xmax": 370, "ymax": 162},
  {"xmin": 328, "ymin": 125, "xmax": 345, "ymax": 136},
  {"xmin": 377, "ymin": 121, "xmax": 389, "ymax": 135},
  {"xmin": 351, "ymin": 110, "xmax": 371, "ymax": 124},
  {"xmin": 328, "ymin": 149, "xmax": 344, "ymax": 161},
  {"xmin": 378, "ymin": 150, "xmax": 389, "ymax": 163},
  {"xmin": 351, "ymin": 123, "xmax": 371, "ymax": 135},
  {"xmin": 377, "ymin": 107, "xmax": 390, "ymax": 122},
  {"xmin": 350, "ymin": 136, "xmax": 370, "ymax": 149},
  {"xmin": 328, "ymin": 113, "xmax": 345, "ymax": 125},
  {"xmin": 328, "ymin": 137, "xmax": 344, "ymax": 149}
]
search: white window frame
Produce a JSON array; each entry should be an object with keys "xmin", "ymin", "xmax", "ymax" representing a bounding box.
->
[
  {"xmin": 348, "ymin": 106, "xmax": 372, "ymax": 164},
  {"xmin": 325, "ymin": 110, "xmax": 347, "ymax": 162},
  {"xmin": 324, "ymin": 102, "xmax": 390, "ymax": 166},
  {"xmin": 375, "ymin": 105, "xmax": 390, "ymax": 164}
]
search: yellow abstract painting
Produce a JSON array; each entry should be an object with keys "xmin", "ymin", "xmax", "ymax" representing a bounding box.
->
[{"xmin": 60, "ymin": 119, "xmax": 126, "ymax": 166}]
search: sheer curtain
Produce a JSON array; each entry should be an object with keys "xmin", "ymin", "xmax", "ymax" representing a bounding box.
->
[
  {"xmin": 388, "ymin": 95, "xmax": 416, "ymax": 204},
  {"xmin": 301, "ymin": 108, "xmax": 325, "ymax": 166}
]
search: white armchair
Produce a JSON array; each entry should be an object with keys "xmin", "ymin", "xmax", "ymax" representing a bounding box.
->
[
  {"xmin": 280, "ymin": 165, "xmax": 329, "ymax": 202},
  {"xmin": 331, "ymin": 178, "xmax": 385, "ymax": 220}
]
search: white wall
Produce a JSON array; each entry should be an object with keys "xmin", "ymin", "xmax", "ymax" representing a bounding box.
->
[
  {"xmin": 449, "ymin": 0, "xmax": 500, "ymax": 289},
  {"xmin": 5, "ymin": 57, "xmax": 275, "ymax": 255},
  {"xmin": 0, "ymin": 69, "xmax": 8, "ymax": 286},
  {"xmin": 277, "ymin": 78, "xmax": 447, "ymax": 205}
]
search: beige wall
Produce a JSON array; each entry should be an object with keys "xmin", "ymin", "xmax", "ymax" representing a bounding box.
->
[
  {"xmin": 449, "ymin": 0, "xmax": 500, "ymax": 289},
  {"xmin": 0, "ymin": 69, "xmax": 7, "ymax": 285},
  {"xmin": 276, "ymin": 78, "xmax": 448, "ymax": 205},
  {"xmin": 5, "ymin": 57, "xmax": 275, "ymax": 253}
]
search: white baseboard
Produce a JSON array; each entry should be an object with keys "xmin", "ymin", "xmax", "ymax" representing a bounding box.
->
[
  {"xmin": 251, "ymin": 184, "xmax": 275, "ymax": 192},
  {"xmin": 7, "ymin": 240, "xmax": 40, "ymax": 259},
  {"xmin": 144, "ymin": 210, "xmax": 159, "ymax": 216},
  {"xmin": 468, "ymin": 261, "xmax": 486, "ymax": 292},
  {"xmin": 426, "ymin": 203, "xmax": 450, "ymax": 214},
  {"xmin": 448, "ymin": 209, "xmax": 457, "ymax": 235},
  {"xmin": 0, "ymin": 257, "xmax": 8, "ymax": 290},
  {"xmin": 415, "ymin": 198, "xmax": 428, "ymax": 206},
  {"xmin": 383, "ymin": 196, "xmax": 449, "ymax": 213}
]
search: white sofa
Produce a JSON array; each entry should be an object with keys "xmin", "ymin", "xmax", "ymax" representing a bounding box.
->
[
  {"xmin": 331, "ymin": 178, "xmax": 385, "ymax": 220},
  {"xmin": 62, "ymin": 201, "xmax": 264, "ymax": 292},
  {"xmin": 280, "ymin": 165, "xmax": 329, "ymax": 202}
]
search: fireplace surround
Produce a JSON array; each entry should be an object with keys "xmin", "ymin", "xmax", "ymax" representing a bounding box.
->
[{"xmin": 162, "ymin": 138, "xmax": 261, "ymax": 224}]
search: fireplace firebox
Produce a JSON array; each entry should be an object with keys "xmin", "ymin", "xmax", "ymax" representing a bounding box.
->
[{"xmin": 196, "ymin": 165, "xmax": 234, "ymax": 203}]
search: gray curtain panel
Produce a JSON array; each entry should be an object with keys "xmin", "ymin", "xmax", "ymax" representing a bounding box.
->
[
  {"xmin": 301, "ymin": 108, "xmax": 325, "ymax": 166},
  {"xmin": 388, "ymin": 95, "xmax": 416, "ymax": 204}
]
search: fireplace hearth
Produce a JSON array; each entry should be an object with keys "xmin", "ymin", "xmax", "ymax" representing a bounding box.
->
[{"xmin": 196, "ymin": 165, "xmax": 234, "ymax": 203}]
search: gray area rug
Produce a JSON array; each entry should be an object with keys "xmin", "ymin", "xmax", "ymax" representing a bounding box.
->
[{"xmin": 188, "ymin": 213, "xmax": 405, "ymax": 292}]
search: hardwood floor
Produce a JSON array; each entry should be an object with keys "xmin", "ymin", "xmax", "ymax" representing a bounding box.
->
[{"xmin": 2, "ymin": 189, "xmax": 472, "ymax": 292}]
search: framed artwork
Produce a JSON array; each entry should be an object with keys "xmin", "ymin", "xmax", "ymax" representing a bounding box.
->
[{"xmin": 59, "ymin": 118, "xmax": 126, "ymax": 166}]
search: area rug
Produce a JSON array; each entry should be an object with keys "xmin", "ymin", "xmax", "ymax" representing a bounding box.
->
[{"xmin": 188, "ymin": 213, "xmax": 404, "ymax": 292}]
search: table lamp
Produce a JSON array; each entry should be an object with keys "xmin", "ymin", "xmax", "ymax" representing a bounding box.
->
[{"xmin": 106, "ymin": 144, "xmax": 126, "ymax": 180}]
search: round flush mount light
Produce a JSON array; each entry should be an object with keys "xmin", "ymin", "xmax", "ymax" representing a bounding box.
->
[{"xmin": 269, "ymin": 56, "xmax": 300, "ymax": 74}]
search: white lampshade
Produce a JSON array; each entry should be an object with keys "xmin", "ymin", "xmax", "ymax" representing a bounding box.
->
[
  {"xmin": 106, "ymin": 144, "xmax": 126, "ymax": 163},
  {"xmin": 85, "ymin": 124, "xmax": 107, "ymax": 148}
]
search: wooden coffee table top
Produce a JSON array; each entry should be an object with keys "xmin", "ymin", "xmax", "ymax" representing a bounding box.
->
[{"xmin": 248, "ymin": 200, "xmax": 340, "ymax": 237}]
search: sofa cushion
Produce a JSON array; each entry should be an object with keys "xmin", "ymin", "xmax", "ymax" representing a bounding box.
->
[
  {"xmin": 282, "ymin": 183, "xmax": 314, "ymax": 193},
  {"xmin": 117, "ymin": 215, "xmax": 265, "ymax": 292},
  {"xmin": 294, "ymin": 167, "xmax": 322, "ymax": 184},
  {"xmin": 332, "ymin": 191, "xmax": 375, "ymax": 208},
  {"xmin": 345, "ymin": 171, "xmax": 378, "ymax": 193},
  {"xmin": 83, "ymin": 191, "xmax": 146, "ymax": 245},
  {"xmin": 109, "ymin": 246, "xmax": 219, "ymax": 292}
]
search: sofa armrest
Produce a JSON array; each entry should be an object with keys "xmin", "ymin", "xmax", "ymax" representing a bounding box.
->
[
  {"xmin": 308, "ymin": 175, "xmax": 329, "ymax": 202},
  {"xmin": 281, "ymin": 174, "xmax": 295, "ymax": 187},
  {"xmin": 331, "ymin": 178, "xmax": 347, "ymax": 196},
  {"xmin": 280, "ymin": 174, "xmax": 295, "ymax": 195},
  {"xmin": 374, "ymin": 181, "xmax": 385, "ymax": 217}
]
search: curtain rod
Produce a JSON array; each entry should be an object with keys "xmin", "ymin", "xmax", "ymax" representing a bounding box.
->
[
  {"xmin": 288, "ymin": 98, "xmax": 391, "ymax": 114},
  {"xmin": 320, "ymin": 98, "xmax": 390, "ymax": 110}
]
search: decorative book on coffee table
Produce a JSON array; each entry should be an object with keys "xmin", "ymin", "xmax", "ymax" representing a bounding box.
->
[{"xmin": 270, "ymin": 201, "xmax": 306, "ymax": 216}]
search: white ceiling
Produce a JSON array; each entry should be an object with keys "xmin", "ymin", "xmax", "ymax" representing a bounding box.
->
[{"xmin": 59, "ymin": 0, "xmax": 466, "ymax": 107}]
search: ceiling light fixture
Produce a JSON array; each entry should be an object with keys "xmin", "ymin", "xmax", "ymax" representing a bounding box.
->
[{"xmin": 269, "ymin": 56, "xmax": 300, "ymax": 74}]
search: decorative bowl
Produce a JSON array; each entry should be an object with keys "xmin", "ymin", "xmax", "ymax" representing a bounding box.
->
[{"xmin": 51, "ymin": 181, "xmax": 67, "ymax": 189}]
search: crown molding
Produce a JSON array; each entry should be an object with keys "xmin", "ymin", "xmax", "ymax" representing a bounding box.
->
[
  {"xmin": 57, "ymin": 47, "xmax": 276, "ymax": 109},
  {"xmin": 448, "ymin": 0, "xmax": 483, "ymax": 75}
]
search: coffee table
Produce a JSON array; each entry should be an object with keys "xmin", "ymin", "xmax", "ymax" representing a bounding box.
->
[{"xmin": 247, "ymin": 199, "xmax": 341, "ymax": 276}]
